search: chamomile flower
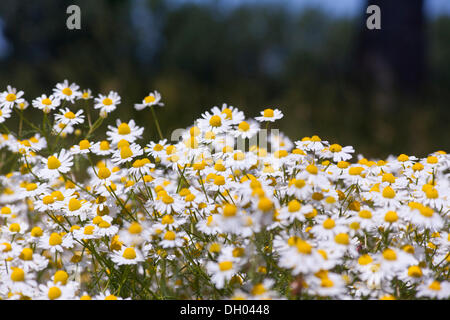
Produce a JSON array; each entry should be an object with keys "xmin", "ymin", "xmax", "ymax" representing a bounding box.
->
[
  {"xmin": 70, "ymin": 139, "xmax": 97, "ymax": 155},
  {"xmin": 91, "ymin": 140, "xmax": 113, "ymax": 156},
  {"xmin": 12, "ymin": 247, "xmax": 48, "ymax": 272},
  {"xmin": 54, "ymin": 108, "xmax": 85, "ymax": 126},
  {"xmin": 107, "ymin": 119, "xmax": 144, "ymax": 144},
  {"xmin": 159, "ymin": 230, "xmax": 187, "ymax": 248},
  {"xmin": 255, "ymin": 108, "xmax": 283, "ymax": 122},
  {"xmin": 416, "ymin": 279, "xmax": 450, "ymax": 299},
  {"xmin": 197, "ymin": 110, "xmax": 233, "ymax": 134},
  {"xmin": 324, "ymin": 144, "xmax": 355, "ymax": 162},
  {"xmin": 207, "ymin": 254, "xmax": 242, "ymax": 289},
  {"xmin": 81, "ymin": 89, "xmax": 93, "ymax": 100},
  {"xmin": 0, "ymin": 86, "xmax": 25, "ymax": 109},
  {"xmin": 110, "ymin": 246, "xmax": 144, "ymax": 265},
  {"xmin": 40, "ymin": 149, "xmax": 73, "ymax": 179},
  {"xmin": 53, "ymin": 80, "xmax": 81, "ymax": 103},
  {"xmin": 111, "ymin": 143, "xmax": 144, "ymax": 165},
  {"xmin": 38, "ymin": 232, "xmax": 74, "ymax": 254},
  {"xmin": 233, "ymin": 119, "xmax": 260, "ymax": 139},
  {"xmin": 32, "ymin": 94, "xmax": 61, "ymax": 113},
  {"xmin": 94, "ymin": 91, "xmax": 121, "ymax": 117},
  {"xmin": 38, "ymin": 280, "xmax": 77, "ymax": 300},
  {"xmin": 134, "ymin": 90, "xmax": 164, "ymax": 110}
]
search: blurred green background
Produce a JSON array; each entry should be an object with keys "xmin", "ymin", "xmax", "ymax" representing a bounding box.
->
[{"xmin": 0, "ymin": 0, "xmax": 449, "ymax": 158}]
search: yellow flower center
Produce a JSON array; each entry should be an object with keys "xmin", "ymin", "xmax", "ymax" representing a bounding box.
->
[
  {"xmin": 120, "ymin": 146, "xmax": 133, "ymax": 159},
  {"xmin": 68, "ymin": 198, "xmax": 81, "ymax": 211},
  {"xmin": 62, "ymin": 87, "xmax": 73, "ymax": 96},
  {"xmin": 19, "ymin": 248, "xmax": 33, "ymax": 261},
  {"xmin": 164, "ymin": 231, "xmax": 176, "ymax": 241},
  {"xmin": 329, "ymin": 144, "xmax": 342, "ymax": 152},
  {"xmin": 274, "ymin": 150, "xmax": 288, "ymax": 159},
  {"xmin": 425, "ymin": 188, "xmax": 438, "ymax": 199},
  {"xmin": 100, "ymin": 140, "xmax": 110, "ymax": 150},
  {"xmin": 162, "ymin": 195, "xmax": 174, "ymax": 205},
  {"xmin": 428, "ymin": 281, "xmax": 441, "ymax": 291},
  {"xmin": 334, "ymin": 233, "xmax": 349, "ymax": 245},
  {"xmin": 97, "ymin": 167, "xmax": 111, "ymax": 180},
  {"xmin": 54, "ymin": 270, "xmax": 69, "ymax": 284},
  {"xmin": 384, "ymin": 211, "xmax": 398, "ymax": 223},
  {"xmin": 117, "ymin": 140, "xmax": 130, "ymax": 150},
  {"xmin": 214, "ymin": 175, "xmax": 225, "ymax": 186},
  {"xmin": 258, "ymin": 197, "xmax": 273, "ymax": 212},
  {"xmin": 349, "ymin": 167, "xmax": 364, "ymax": 175},
  {"xmin": 1, "ymin": 206, "xmax": 11, "ymax": 215},
  {"xmin": 48, "ymin": 287, "xmax": 62, "ymax": 300},
  {"xmin": 382, "ymin": 173, "xmax": 396, "ymax": 183},
  {"xmin": 144, "ymin": 95, "xmax": 156, "ymax": 104},
  {"xmin": 6, "ymin": 93, "xmax": 16, "ymax": 102},
  {"xmin": 382, "ymin": 186, "xmax": 396, "ymax": 199},
  {"xmin": 161, "ymin": 214, "xmax": 174, "ymax": 225},
  {"xmin": 31, "ymin": 226, "xmax": 43, "ymax": 237},
  {"xmin": 9, "ymin": 223, "xmax": 20, "ymax": 233},
  {"xmin": 306, "ymin": 164, "xmax": 318, "ymax": 175},
  {"xmin": 26, "ymin": 183, "xmax": 37, "ymax": 191},
  {"xmin": 83, "ymin": 226, "xmax": 95, "ymax": 235},
  {"xmin": 49, "ymin": 233, "xmax": 62, "ymax": 246},
  {"xmin": 263, "ymin": 108, "xmax": 274, "ymax": 117},
  {"xmin": 11, "ymin": 268, "xmax": 25, "ymax": 282},
  {"xmin": 222, "ymin": 108, "xmax": 233, "ymax": 119},
  {"xmin": 238, "ymin": 121, "xmax": 250, "ymax": 132},
  {"xmin": 98, "ymin": 221, "xmax": 111, "ymax": 228},
  {"xmin": 419, "ymin": 206, "xmax": 434, "ymax": 218},
  {"xmin": 47, "ymin": 156, "xmax": 61, "ymax": 170},
  {"xmin": 407, "ymin": 266, "xmax": 422, "ymax": 278},
  {"xmin": 321, "ymin": 277, "xmax": 334, "ymax": 288},
  {"xmin": 79, "ymin": 140, "xmax": 91, "ymax": 150},
  {"xmin": 209, "ymin": 115, "xmax": 222, "ymax": 127},
  {"xmin": 251, "ymin": 284, "xmax": 266, "ymax": 295},
  {"xmin": 426, "ymin": 156, "xmax": 438, "ymax": 164},
  {"xmin": 42, "ymin": 98, "xmax": 52, "ymax": 105},
  {"xmin": 122, "ymin": 247, "xmax": 137, "ymax": 260},
  {"xmin": 358, "ymin": 254, "xmax": 373, "ymax": 265},
  {"xmin": 288, "ymin": 199, "xmax": 301, "ymax": 212},
  {"xmin": 219, "ymin": 261, "xmax": 233, "ymax": 271},
  {"xmin": 323, "ymin": 218, "xmax": 335, "ymax": 229},
  {"xmin": 382, "ymin": 248, "xmax": 397, "ymax": 261},
  {"xmin": 63, "ymin": 111, "xmax": 76, "ymax": 119},
  {"xmin": 358, "ymin": 210, "xmax": 372, "ymax": 219},
  {"xmin": 103, "ymin": 98, "xmax": 113, "ymax": 106},
  {"xmin": 296, "ymin": 240, "xmax": 312, "ymax": 254},
  {"xmin": 223, "ymin": 204, "xmax": 237, "ymax": 217},
  {"xmin": 128, "ymin": 222, "xmax": 142, "ymax": 234},
  {"xmin": 118, "ymin": 123, "xmax": 131, "ymax": 135}
]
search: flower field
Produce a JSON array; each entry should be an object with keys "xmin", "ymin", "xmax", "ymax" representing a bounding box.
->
[{"xmin": 0, "ymin": 80, "xmax": 448, "ymax": 300}]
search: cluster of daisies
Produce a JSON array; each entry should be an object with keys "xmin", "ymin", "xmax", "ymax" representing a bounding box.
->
[{"xmin": 0, "ymin": 80, "xmax": 448, "ymax": 300}]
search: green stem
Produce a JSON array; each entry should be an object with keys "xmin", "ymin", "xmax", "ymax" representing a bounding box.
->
[{"xmin": 150, "ymin": 106, "xmax": 164, "ymax": 140}]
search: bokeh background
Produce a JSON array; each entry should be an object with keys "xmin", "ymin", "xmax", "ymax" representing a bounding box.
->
[{"xmin": 0, "ymin": 0, "xmax": 449, "ymax": 159}]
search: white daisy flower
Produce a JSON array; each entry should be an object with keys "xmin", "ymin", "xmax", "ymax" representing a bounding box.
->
[
  {"xmin": 94, "ymin": 91, "xmax": 121, "ymax": 117},
  {"xmin": 255, "ymin": 108, "xmax": 283, "ymax": 122},
  {"xmin": 134, "ymin": 90, "xmax": 164, "ymax": 110},
  {"xmin": 32, "ymin": 94, "xmax": 61, "ymax": 113},
  {"xmin": 110, "ymin": 246, "xmax": 144, "ymax": 265},
  {"xmin": 52, "ymin": 80, "xmax": 81, "ymax": 103},
  {"xmin": 0, "ymin": 86, "xmax": 25, "ymax": 109}
]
